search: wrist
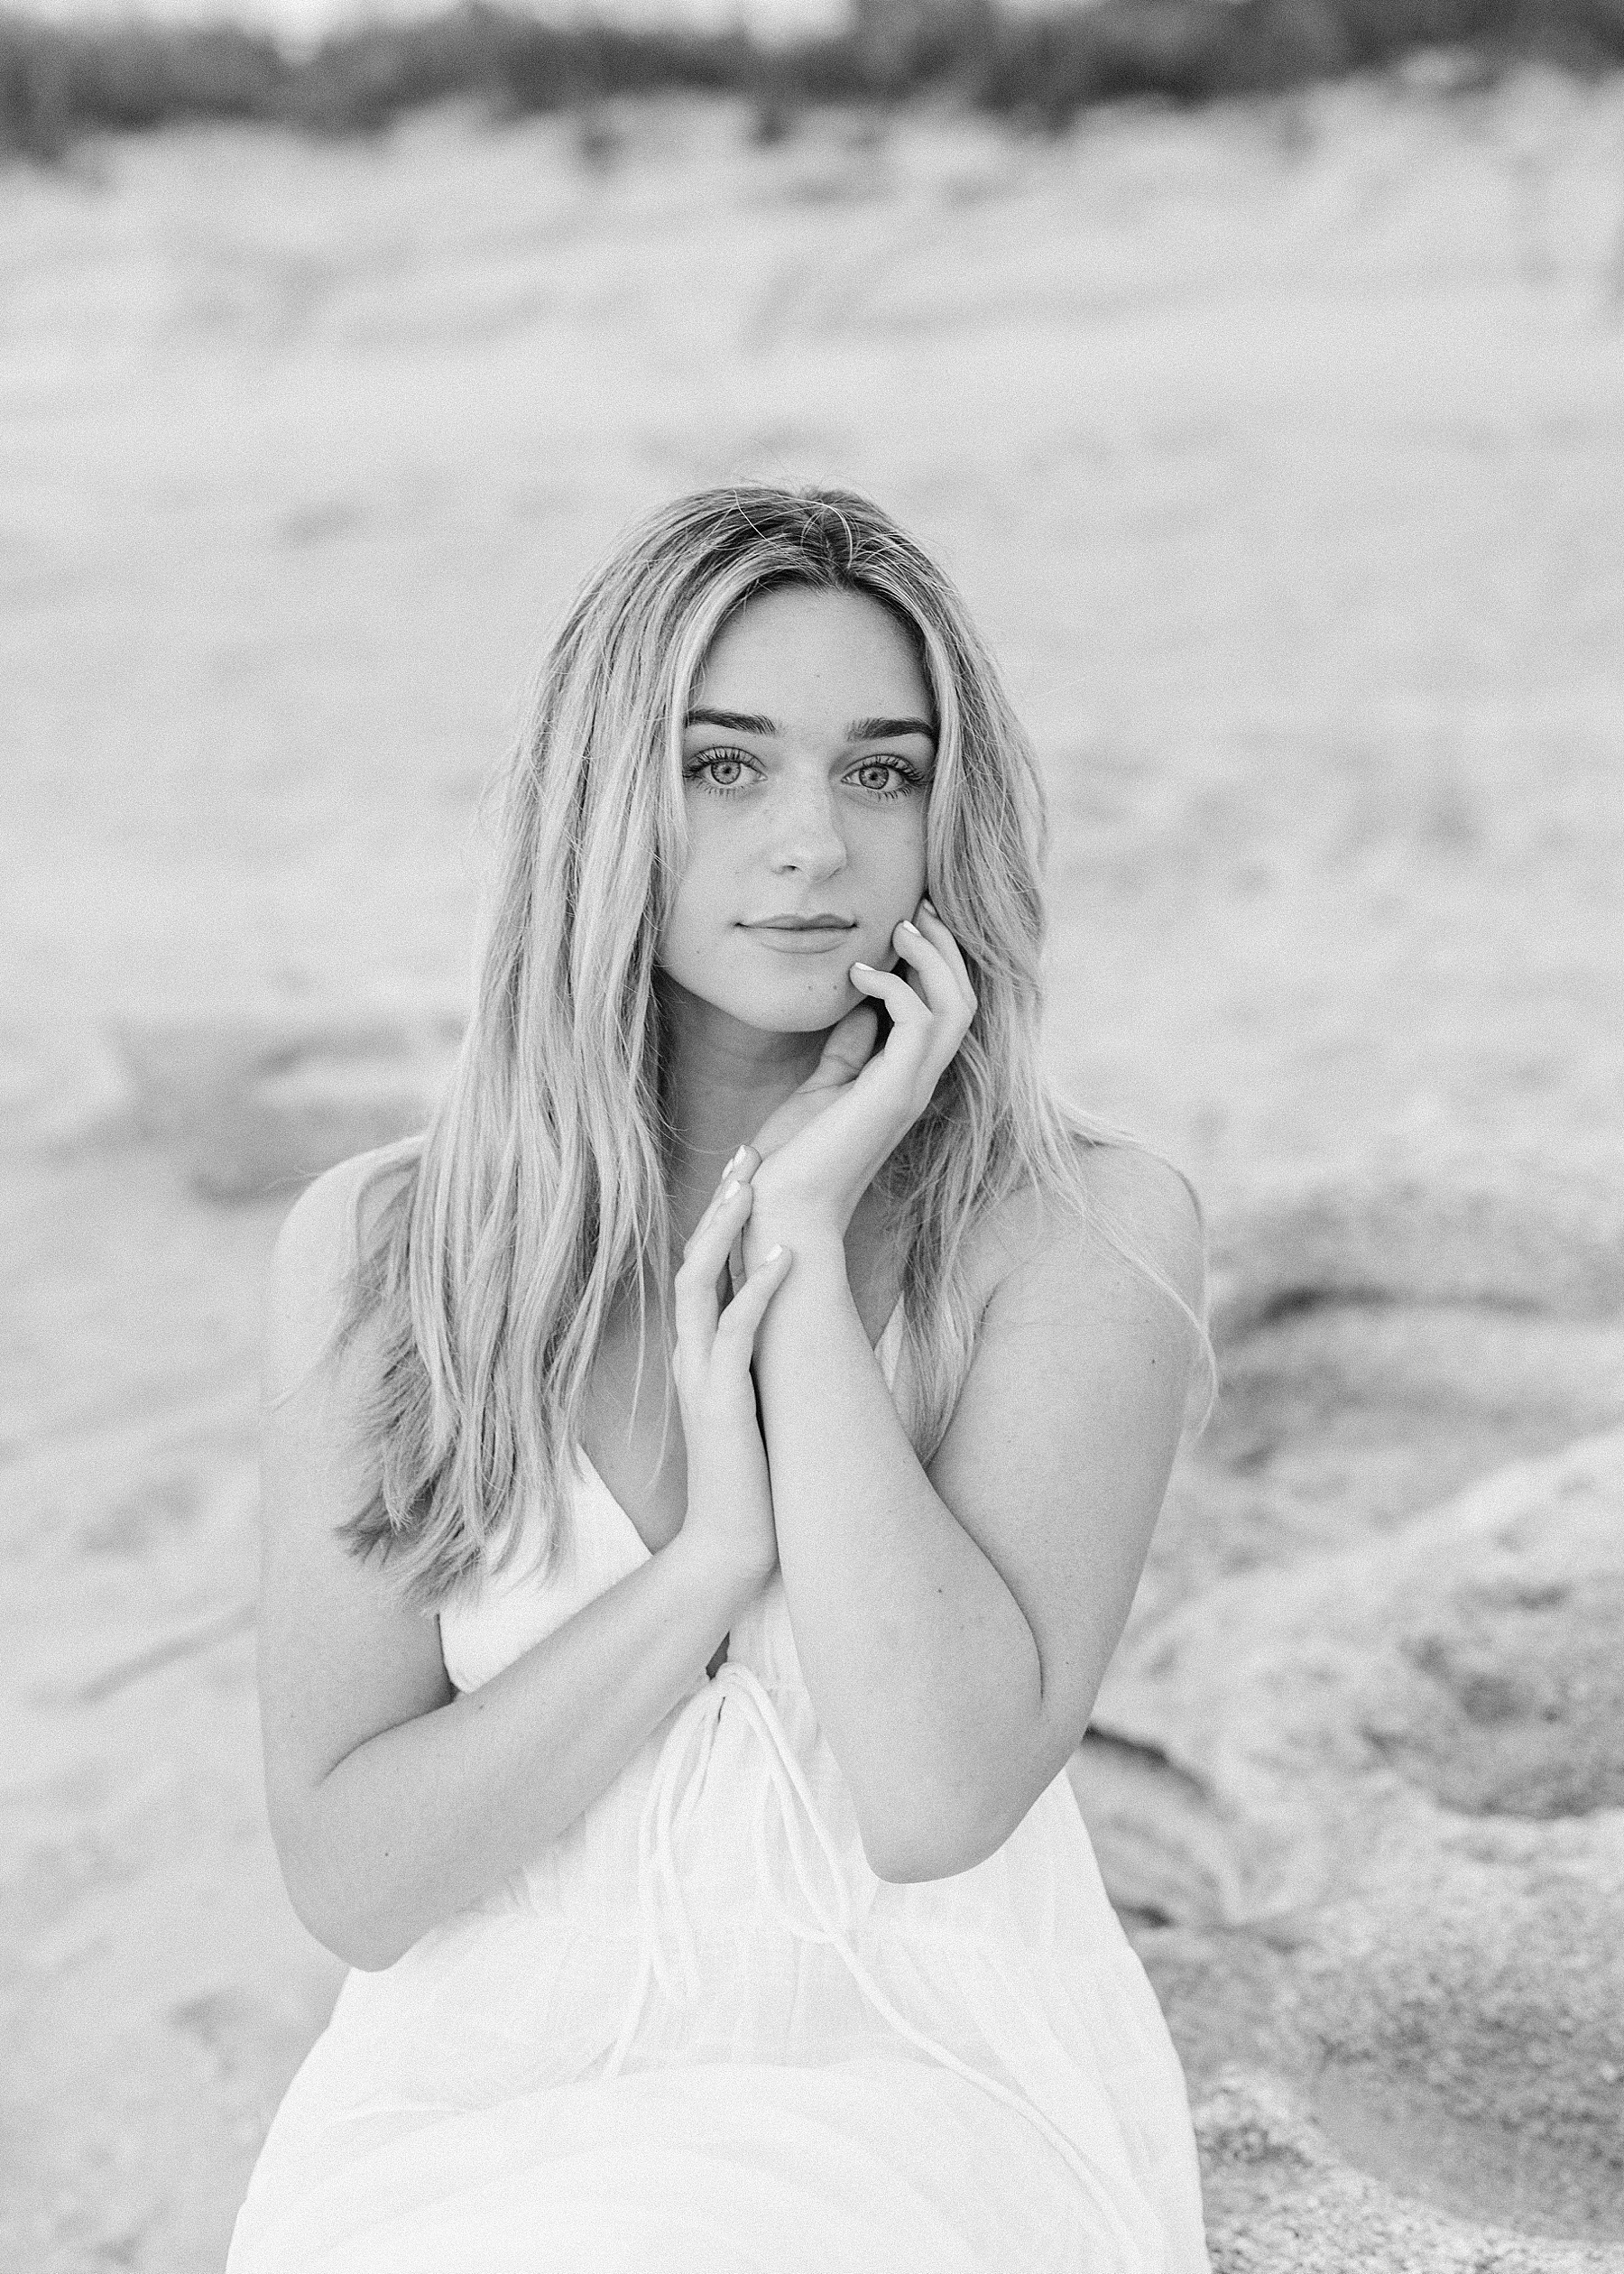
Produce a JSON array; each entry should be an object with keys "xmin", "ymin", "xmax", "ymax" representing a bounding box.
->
[
  {"xmin": 660, "ymin": 1521, "xmax": 772, "ymax": 1625},
  {"xmin": 747, "ymin": 1160, "xmax": 855, "ymax": 1243},
  {"xmin": 743, "ymin": 1197, "xmax": 846, "ymax": 1271}
]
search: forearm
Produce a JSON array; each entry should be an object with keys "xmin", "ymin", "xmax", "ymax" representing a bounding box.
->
[
  {"xmin": 752, "ymin": 1229, "xmax": 1042, "ymax": 1881},
  {"xmin": 290, "ymin": 1533, "xmax": 752, "ymax": 1967}
]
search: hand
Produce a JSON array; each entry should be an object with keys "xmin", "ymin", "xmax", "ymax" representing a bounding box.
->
[
  {"xmin": 718, "ymin": 1006, "xmax": 879, "ymax": 1298},
  {"xmin": 741, "ymin": 899, "xmax": 977, "ymax": 1258},
  {"xmin": 671, "ymin": 1155, "xmax": 793, "ymax": 1592}
]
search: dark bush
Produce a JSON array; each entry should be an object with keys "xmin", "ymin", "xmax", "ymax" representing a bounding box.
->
[
  {"xmin": 287, "ymin": 6, "xmax": 518, "ymax": 134},
  {"xmin": 0, "ymin": 19, "xmax": 72, "ymax": 157},
  {"xmin": 2, "ymin": 0, "xmax": 1621, "ymax": 162},
  {"xmin": 974, "ymin": 3, "xmax": 1247, "ymax": 128},
  {"xmin": 847, "ymin": 0, "xmax": 1001, "ymax": 93},
  {"xmin": 1222, "ymin": 0, "xmax": 1354, "ymax": 92},
  {"xmin": 1, "ymin": 13, "xmax": 285, "ymax": 152},
  {"xmin": 1333, "ymin": 0, "xmax": 1624, "ymax": 68},
  {"xmin": 69, "ymin": 21, "xmax": 284, "ymax": 129}
]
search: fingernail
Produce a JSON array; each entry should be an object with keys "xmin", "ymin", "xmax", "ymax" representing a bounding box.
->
[
  {"xmin": 724, "ymin": 1145, "xmax": 746, "ymax": 1175},
  {"xmin": 852, "ymin": 960, "xmax": 874, "ymax": 975},
  {"xmin": 723, "ymin": 1177, "xmax": 740, "ymax": 1200},
  {"xmin": 920, "ymin": 898, "xmax": 937, "ymax": 915},
  {"xmin": 899, "ymin": 919, "xmax": 920, "ymax": 936}
]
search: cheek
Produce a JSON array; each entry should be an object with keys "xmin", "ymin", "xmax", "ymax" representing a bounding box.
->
[
  {"xmin": 881, "ymin": 832, "xmax": 928, "ymax": 899},
  {"xmin": 656, "ymin": 860, "xmax": 725, "ymax": 977},
  {"xmin": 655, "ymin": 902, "xmax": 697, "ymax": 977}
]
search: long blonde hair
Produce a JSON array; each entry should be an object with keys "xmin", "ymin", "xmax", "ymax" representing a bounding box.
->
[{"xmin": 337, "ymin": 484, "xmax": 1208, "ymax": 1608}]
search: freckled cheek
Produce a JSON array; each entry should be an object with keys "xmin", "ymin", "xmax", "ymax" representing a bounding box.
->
[{"xmin": 656, "ymin": 874, "xmax": 737, "ymax": 977}]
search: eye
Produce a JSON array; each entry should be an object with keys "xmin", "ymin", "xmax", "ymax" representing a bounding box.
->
[
  {"xmin": 683, "ymin": 747, "xmax": 759, "ymax": 796},
  {"xmin": 850, "ymin": 757, "xmax": 926, "ymax": 802},
  {"xmin": 681, "ymin": 749, "xmax": 929, "ymax": 802}
]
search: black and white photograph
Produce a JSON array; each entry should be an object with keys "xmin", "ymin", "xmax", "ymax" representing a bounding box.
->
[{"xmin": 4, "ymin": 2, "xmax": 1623, "ymax": 2267}]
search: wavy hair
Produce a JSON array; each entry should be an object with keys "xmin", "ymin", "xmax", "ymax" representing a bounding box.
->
[{"xmin": 333, "ymin": 484, "xmax": 1210, "ymax": 1609}]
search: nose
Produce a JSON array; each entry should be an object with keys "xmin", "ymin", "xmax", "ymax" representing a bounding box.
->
[{"xmin": 767, "ymin": 772, "xmax": 848, "ymax": 880}]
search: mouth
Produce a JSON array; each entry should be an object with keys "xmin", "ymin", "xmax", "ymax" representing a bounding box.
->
[
  {"xmin": 741, "ymin": 919, "xmax": 857, "ymax": 933},
  {"xmin": 740, "ymin": 921, "xmax": 859, "ymax": 955}
]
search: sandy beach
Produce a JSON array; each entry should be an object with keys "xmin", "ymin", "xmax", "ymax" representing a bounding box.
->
[{"xmin": 3, "ymin": 69, "xmax": 1622, "ymax": 2269}]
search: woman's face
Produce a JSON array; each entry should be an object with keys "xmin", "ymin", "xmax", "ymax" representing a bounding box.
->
[{"xmin": 658, "ymin": 585, "xmax": 936, "ymax": 1038}]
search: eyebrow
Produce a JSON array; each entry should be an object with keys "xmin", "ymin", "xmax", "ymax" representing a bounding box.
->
[
  {"xmin": 846, "ymin": 715, "xmax": 937, "ymax": 745},
  {"xmin": 685, "ymin": 707, "xmax": 776, "ymax": 735},
  {"xmin": 684, "ymin": 707, "xmax": 937, "ymax": 746}
]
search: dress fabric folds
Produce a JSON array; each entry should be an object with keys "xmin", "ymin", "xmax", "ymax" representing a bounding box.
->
[{"xmin": 229, "ymin": 1300, "xmax": 1211, "ymax": 2272}]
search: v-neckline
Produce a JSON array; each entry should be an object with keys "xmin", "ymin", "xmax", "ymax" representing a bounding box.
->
[{"xmin": 576, "ymin": 1293, "xmax": 906, "ymax": 1567}]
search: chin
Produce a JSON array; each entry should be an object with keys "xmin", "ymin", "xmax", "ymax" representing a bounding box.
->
[
  {"xmin": 660, "ymin": 950, "xmax": 857, "ymax": 1037},
  {"xmin": 745, "ymin": 994, "xmax": 853, "ymax": 1036},
  {"xmin": 722, "ymin": 971, "xmax": 857, "ymax": 1033}
]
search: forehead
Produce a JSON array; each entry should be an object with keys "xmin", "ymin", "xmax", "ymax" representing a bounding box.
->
[{"xmin": 694, "ymin": 586, "xmax": 929, "ymax": 717}]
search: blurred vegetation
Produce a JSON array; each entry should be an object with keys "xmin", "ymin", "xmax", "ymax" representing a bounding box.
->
[{"xmin": 3, "ymin": 0, "xmax": 1623, "ymax": 159}]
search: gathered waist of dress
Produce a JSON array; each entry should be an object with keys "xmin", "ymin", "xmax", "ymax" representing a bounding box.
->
[
  {"xmin": 567, "ymin": 1659, "xmax": 1140, "ymax": 2241},
  {"xmin": 501, "ymin": 1662, "xmax": 1062, "ymax": 1938}
]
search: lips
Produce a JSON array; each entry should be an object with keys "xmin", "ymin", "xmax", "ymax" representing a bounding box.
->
[
  {"xmin": 743, "ymin": 921, "xmax": 858, "ymax": 956},
  {"xmin": 743, "ymin": 919, "xmax": 856, "ymax": 932}
]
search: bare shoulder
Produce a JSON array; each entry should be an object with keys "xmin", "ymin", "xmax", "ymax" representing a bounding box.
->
[
  {"xmin": 257, "ymin": 1142, "xmax": 450, "ymax": 1889},
  {"xmin": 969, "ymin": 1137, "xmax": 1205, "ymax": 1325},
  {"xmin": 1071, "ymin": 1138, "xmax": 1205, "ymax": 1313},
  {"xmin": 923, "ymin": 1135, "xmax": 1207, "ymax": 1796},
  {"xmin": 264, "ymin": 1142, "xmax": 418, "ymax": 1402}
]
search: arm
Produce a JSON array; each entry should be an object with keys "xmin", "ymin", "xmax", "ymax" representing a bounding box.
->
[
  {"xmin": 749, "ymin": 1148, "xmax": 1203, "ymax": 1886},
  {"xmin": 259, "ymin": 1153, "xmax": 784, "ymax": 1971}
]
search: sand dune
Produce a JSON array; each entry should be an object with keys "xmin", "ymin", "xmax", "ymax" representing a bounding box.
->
[{"xmin": 4, "ymin": 73, "xmax": 1622, "ymax": 2271}]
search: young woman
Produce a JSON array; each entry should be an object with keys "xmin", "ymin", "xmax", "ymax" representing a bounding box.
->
[{"xmin": 230, "ymin": 485, "xmax": 1212, "ymax": 2272}]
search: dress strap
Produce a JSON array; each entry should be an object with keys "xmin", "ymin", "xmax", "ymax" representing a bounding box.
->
[
  {"xmin": 876, "ymin": 1291, "xmax": 905, "ymax": 1376},
  {"xmin": 601, "ymin": 1665, "xmax": 1143, "ymax": 2252}
]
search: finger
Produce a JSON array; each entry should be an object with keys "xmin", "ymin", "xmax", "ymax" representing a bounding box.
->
[
  {"xmin": 848, "ymin": 959, "xmax": 932, "ymax": 1027},
  {"xmin": 674, "ymin": 1179, "xmax": 752, "ymax": 1346},
  {"xmin": 712, "ymin": 1244, "xmax": 791, "ymax": 1356},
  {"xmin": 682, "ymin": 1158, "xmax": 756, "ymax": 1258},
  {"xmin": 890, "ymin": 918, "xmax": 972, "ymax": 1020}
]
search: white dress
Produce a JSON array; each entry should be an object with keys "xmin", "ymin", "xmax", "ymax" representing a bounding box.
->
[{"xmin": 229, "ymin": 1299, "xmax": 1210, "ymax": 2273}]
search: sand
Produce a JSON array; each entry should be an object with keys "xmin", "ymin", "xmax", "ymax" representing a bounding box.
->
[{"xmin": 3, "ymin": 68, "xmax": 1622, "ymax": 2270}]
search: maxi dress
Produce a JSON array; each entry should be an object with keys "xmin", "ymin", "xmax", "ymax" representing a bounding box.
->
[{"xmin": 228, "ymin": 1298, "xmax": 1211, "ymax": 2273}]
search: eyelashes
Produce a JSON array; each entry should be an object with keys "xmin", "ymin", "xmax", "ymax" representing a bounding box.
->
[{"xmin": 683, "ymin": 748, "xmax": 927, "ymax": 802}]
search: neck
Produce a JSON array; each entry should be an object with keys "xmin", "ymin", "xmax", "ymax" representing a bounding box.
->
[{"xmin": 657, "ymin": 977, "xmax": 827, "ymax": 1244}]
